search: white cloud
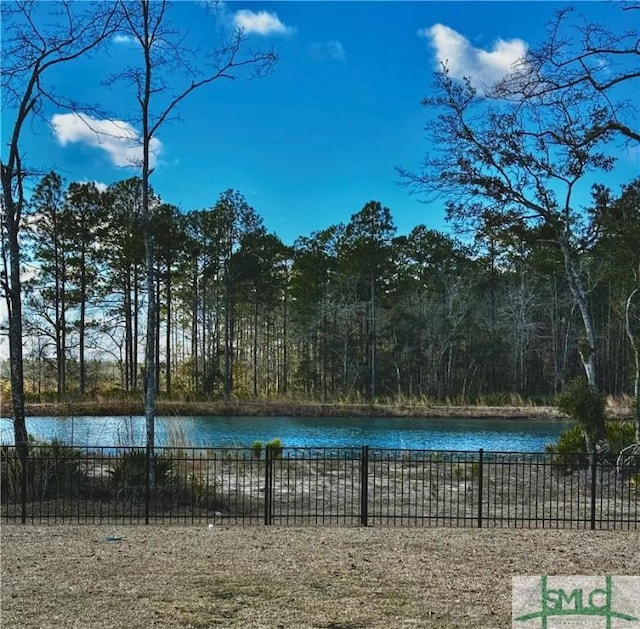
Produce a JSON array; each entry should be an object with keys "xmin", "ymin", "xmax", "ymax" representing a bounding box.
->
[
  {"xmin": 233, "ymin": 9, "xmax": 292, "ymax": 36},
  {"xmin": 310, "ymin": 41, "xmax": 346, "ymax": 62},
  {"xmin": 112, "ymin": 33, "xmax": 137, "ymax": 45},
  {"xmin": 51, "ymin": 113, "xmax": 162, "ymax": 169},
  {"xmin": 419, "ymin": 24, "xmax": 527, "ymax": 88}
]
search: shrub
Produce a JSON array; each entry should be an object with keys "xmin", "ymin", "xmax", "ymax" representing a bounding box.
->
[
  {"xmin": 266, "ymin": 438, "xmax": 283, "ymax": 459},
  {"xmin": 251, "ymin": 441, "xmax": 263, "ymax": 459},
  {"xmin": 556, "ymin": 377, "xmax": 605, "ymax": 440},
  {"xmin": 1, "ymin": 439, "xmax": 86, "ymax": 502},
  {"xmin": 186, "ymin": 470, "xmax": 219, "ymax": 508},
  {"xmin": 606, "ymin": 421, "xmax": 635, "ymax": 455},
  {"xmin": 545, "ymin": 421, "xmax": 637, "ymax": 470},
  {"xmin": 545, "ymin": 425, "xmax": 589, "ymax": 470},
  {"xmin": 107, "ymin": 449, "xmax": 177, "ymax": 492}
]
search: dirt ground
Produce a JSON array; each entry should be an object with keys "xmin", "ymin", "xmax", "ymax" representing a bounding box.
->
[{"xmin": 1, "ymin": 525, "xmax": 638, "ymax": 628}]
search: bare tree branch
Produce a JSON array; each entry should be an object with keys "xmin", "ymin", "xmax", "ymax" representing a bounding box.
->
[
  {"xmin": 491, "ymin": 4, "xmax": 639, "ymax": 144},
  {"xmin": 399, "ymin": 54, "xmax": 624, "ymax": 444},
  {"xmin": 1, "ymin": 1, "xmax": 121, "ymax": 469},
  {"xmin": 112, "ymin": 0, "xmax": 278, "ymax": 453}
]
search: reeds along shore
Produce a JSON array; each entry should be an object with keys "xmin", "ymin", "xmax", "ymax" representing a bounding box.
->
[{"xmin": 2, "ymin": 396, "xmax": 631, "ymax": 420}]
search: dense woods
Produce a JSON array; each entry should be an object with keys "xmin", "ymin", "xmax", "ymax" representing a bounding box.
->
[
  {"xmin": 2, "ymin": 0, "xmax": 638, "ymax": 426},
  {"xmin": 13, "ymin": 174, "xmax": 640, "ymax": 404}
]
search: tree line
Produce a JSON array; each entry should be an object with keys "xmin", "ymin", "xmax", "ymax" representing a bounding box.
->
[
  {"xmin": 2, "ymin": 0, "xmax": 278, "ymax": 459},
  {"xmin": 20, "ymin": 171, "xmax": 640, "ymax": 405},
  {"xmin": 2, "ymin": 1, "xmax": 639, "ymax": 459}
]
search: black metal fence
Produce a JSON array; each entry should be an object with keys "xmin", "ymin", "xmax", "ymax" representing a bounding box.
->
[{"xmin": 1, "ymin": 445, "xmax": 638, "ymax": 529}]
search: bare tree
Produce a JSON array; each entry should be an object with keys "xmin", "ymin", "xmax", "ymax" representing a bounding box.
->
[
  {"xmin": 113, "ymin": 0, "xmax": 277, "ymax": 451},
  {"xmin": 399, "ymin": 62, "xmax": 623, "ymax": 447},
  {"xmin": 493, "ymin": 4, "xmax": 639, "ymax": 143},
  {"xmin": 489, "ymin": 2, "xmax": 639, "ymax": 438},
  {"xmin": 1, "ymin": 2, "xmax": 120, "ymax": 503}
]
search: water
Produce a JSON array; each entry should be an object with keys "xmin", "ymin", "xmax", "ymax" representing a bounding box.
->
[{"xmin": 0, "ymin": 415, "xmax": 567, "ymax": 452}]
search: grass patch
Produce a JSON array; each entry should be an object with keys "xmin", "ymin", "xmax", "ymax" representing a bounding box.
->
[
  {"xmin": 19, "ymin": 395, "xmax": 610, "ymax": 420},
  {"xmin": 2, "ymin": 526, "xmax": 637, "ymax": 629}
]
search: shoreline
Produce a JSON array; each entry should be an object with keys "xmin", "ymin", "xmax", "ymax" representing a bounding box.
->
[
  {"xmin": 0, "ymin": 399, "xmax": 588, "ymax": 420},
  {"xmin": 0, "ymin": 398, "xmax": 631, "ymax": 421}
]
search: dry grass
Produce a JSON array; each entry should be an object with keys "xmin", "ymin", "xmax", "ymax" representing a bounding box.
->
[
  {"xmin": 19, "ymin": 399, "xmax": 579, "ymax": 420},
  {"xmin": 1, "ymin": 525, "xmax": 638, "ymax": 628}
]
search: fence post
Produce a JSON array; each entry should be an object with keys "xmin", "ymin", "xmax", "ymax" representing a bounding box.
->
[
  {"xmin": 18, "ymin": 444, "xmax": 28, "ymax": 524},
  {"xmin": 264, "ymin": 445, "xmax": 273, "ymax": 525},
  {"xmin": 477, "ymin": 448, "xmax": 483, "ymax": 529},
  {"xmin": 145, "ymin": 444, "xmax": 151, "ymax": 525},
  {"xmin": 590, "ymin": 449, "xmax": 598, "ymax": 530},
  {"xmin": 360, "ymin": 446, "xmax": 369, "ymax": 527}
]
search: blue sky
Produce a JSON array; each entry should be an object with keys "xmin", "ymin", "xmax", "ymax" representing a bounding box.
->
[{"xmin": 3, "ymin": 1, "xmax": 638, "ymax": 245}]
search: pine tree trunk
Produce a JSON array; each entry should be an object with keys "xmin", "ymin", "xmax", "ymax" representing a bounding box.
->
[
  {"xmin": 79, "ymin": 257, "xmax": 86, "ymax": 396},
  {"xmin": 165, "ymin": 267, "xmax": 171, "ymax": 394},
  {"xmin": 253, "ymin": 290, "xmax": 259, "ymax": 397}
]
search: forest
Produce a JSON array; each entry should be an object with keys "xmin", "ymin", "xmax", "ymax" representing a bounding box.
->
[
  {"xmin": 13, "ymin": 172, "xmax": 640, "ymax": 404},
  {"xmin": 1, "ymin": 0, "xmax": 639, "ymax": 465}
]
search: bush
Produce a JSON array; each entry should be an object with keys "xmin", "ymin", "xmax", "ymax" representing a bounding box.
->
[
  {"xmin": 556, "ymin": 377, "xmax": 605, "ymax": 438},
  {"xmin": 251, "ymin": 441, "xmax": 263, "ymax": 459},
  {"xmin": 606, "ymin": 421, "xmax": 636, "ymax": 456},
  {"xmin": 107, "ymin": 449, "xmax": 177, "ymax": 492},
  {"xmin": 186, "ymin": 470, "xmax": 219, "ymax": 508},
  {"xmin": 1, "ymin": 439, "xmax": 86, "ymax": 502},
  {"xmin": 266, "ymin": 438, "xmax": 283, "ymax": 459},
  {"xmin": 545, "ymin": 425, "xmax": 589, "ymax": 470},
  {"xmin": 545, "ymin": 421, "xmax": 637, "ymax": 470}
]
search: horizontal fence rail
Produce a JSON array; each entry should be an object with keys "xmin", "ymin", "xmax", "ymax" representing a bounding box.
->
[{"xmin": 1, "ymin": 445, "xmax": 638, "ymax": 529}]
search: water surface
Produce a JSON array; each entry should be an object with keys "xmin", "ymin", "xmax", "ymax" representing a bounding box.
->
[{"xmin": 0, "ymin": 415, "xmax": 567, "ymax": 452}]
